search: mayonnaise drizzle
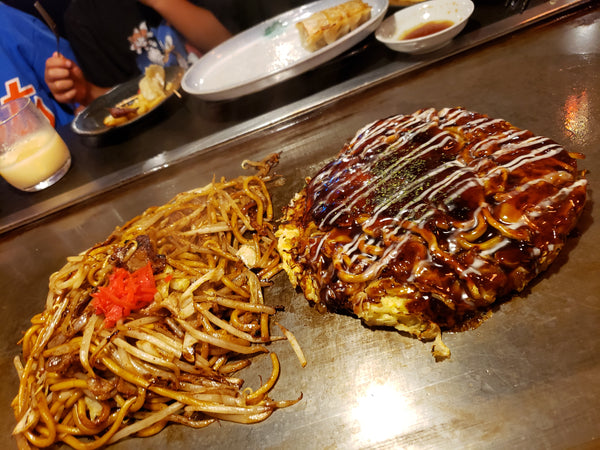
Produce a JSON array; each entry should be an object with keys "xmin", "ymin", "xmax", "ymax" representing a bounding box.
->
[{"xmin": 300, "ymin": 107, "xmax": 587, "ymax": 310}]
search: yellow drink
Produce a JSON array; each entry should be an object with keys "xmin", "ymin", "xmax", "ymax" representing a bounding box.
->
[{"xmin": 0, "ymin": 128, "xmax": 70, "ymax": 191}]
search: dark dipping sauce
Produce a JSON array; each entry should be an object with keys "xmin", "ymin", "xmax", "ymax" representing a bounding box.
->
[{"xmin": 401, "ymin": 20, "xmax": 454, "ymax": 40}]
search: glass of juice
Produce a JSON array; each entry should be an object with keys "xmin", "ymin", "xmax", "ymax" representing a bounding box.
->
[{"xmin": 0, "ymin": 97, "xmax": 71, "ymax": 192}]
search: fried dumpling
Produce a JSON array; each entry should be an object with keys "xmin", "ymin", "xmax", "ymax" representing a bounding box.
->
[{"xmin": 296, "ymin": 0, "xmax": 372, "ymax": 52}]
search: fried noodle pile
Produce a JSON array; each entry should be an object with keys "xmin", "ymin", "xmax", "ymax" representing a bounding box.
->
[{"xmin": 12, "ymin": 155, "xmax": 303, "ymax": 449}]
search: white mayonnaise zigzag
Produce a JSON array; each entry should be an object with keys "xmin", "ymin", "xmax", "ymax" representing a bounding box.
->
[{"xmin": 277, "ymin": 107, "xmax": 587, "ymax": 358}]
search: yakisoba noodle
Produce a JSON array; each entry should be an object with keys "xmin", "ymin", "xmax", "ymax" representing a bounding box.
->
[
  {"xmin": 12, "ymin": 154, "xmax": 304, "ymax": 449},
  {"xmin": 277, "ymin": 107, "xmax": 587, "ymax": 359}
]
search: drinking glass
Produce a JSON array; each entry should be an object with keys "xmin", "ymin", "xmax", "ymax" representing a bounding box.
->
[{"xmin": 0, "ymin": 97, "xmax": 71, "ymax": 192}]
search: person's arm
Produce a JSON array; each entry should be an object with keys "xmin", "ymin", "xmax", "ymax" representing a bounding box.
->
[
  {"xmin": 44, "ymin": 52, "xmax": 108, "ymax": 109},
  {"xmin": 138, "ymin": 0, "xmax": 232, "ymax": 53}
]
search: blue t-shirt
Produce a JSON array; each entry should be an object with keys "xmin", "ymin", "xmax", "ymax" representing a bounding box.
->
[
  {"xmin": 129, "ymin": 20, "xmax": 194, "ymax": 74},
  {"xmin": 0, "ymin": 3, "xmax": 77, "ymax": 128}
]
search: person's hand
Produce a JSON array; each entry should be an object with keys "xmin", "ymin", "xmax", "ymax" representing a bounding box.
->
[
  {"xmin": 45, "ymin": 52, "xmax": 99, "ymax": 107},
  {"xmin": 45, "ymin": 53, "xmax": 109, "ymax": 108}
]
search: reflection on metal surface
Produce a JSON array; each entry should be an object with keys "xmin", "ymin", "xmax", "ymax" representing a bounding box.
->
[
  {"xmin": 141, "ymin": 150, "xmax": 171, "ymax": 174},
  {"xmin": 563, "ymin": 90, "xmax": 590, "ymax": 146},
  {"xmin": 564, "ymin": 10, "xmax": 600, "ymax": 54},
  {"xmin": 352, "ymin": 380, "xmax": 419, "ymax": 445}
]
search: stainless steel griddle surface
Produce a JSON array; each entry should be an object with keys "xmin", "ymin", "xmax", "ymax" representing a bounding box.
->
[
  {"xmin": 0, "ymin": 0, "xmax": 591, "ymax": 235},
  {"xmin": 1, "ymin": 4, "xmax": 599, "ymax": 449}
]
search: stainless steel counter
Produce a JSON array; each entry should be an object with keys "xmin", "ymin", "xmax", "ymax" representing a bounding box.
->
[
  {"xmin": 0, "ymin": 0, "xmax": 591, "ymax": 234},
  {"xmin": 1, "ymin": 2, "xmax": 599, "ymax": 448}
]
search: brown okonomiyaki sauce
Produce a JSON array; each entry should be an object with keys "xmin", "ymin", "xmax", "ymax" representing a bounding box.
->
[{"xmin": 299, "ymin": 108, "xmax": 587, "ymax": 330}]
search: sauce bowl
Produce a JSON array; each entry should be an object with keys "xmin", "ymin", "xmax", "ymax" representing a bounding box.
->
[{"xmin": 375, "ymin": 0, "xmax": 474, "ymax": 54}]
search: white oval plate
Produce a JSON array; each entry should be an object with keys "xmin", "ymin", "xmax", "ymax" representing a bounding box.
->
[{"xmin": 182, "ymin": 0, "xmax": 388, "ymax": 101}]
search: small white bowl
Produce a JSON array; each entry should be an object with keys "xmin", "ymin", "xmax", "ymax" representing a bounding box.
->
[{"xmin": 375, "ymin": 0, "xmax": 474, "ymax": 54}]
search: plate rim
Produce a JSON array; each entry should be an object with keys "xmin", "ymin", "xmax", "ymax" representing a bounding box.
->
[
  {"xmin": 71, "ymin": 66, "xmax": 184, "ymax": 137},
  {"xmin": 181, "ymin": 0, "xmax": 388, "ymax": 101}
]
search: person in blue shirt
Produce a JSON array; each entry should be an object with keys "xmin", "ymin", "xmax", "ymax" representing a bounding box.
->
[
  {"xmin": 45, "ymin": 0, "xmax": 231, "ymax": 108},
  {"xmin": 0, "ymin": 2, "xmax": 79, "ymax": 128}
]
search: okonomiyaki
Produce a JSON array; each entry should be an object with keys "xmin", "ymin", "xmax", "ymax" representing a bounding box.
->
[{"xmin": 276, "ymin": 107, "xmax": 587, "ymax": 359}]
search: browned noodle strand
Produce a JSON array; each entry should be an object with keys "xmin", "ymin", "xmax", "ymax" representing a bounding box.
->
[{"xmin": 12, "ymin": 154, "xmax": 303, "ymax": 449}]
